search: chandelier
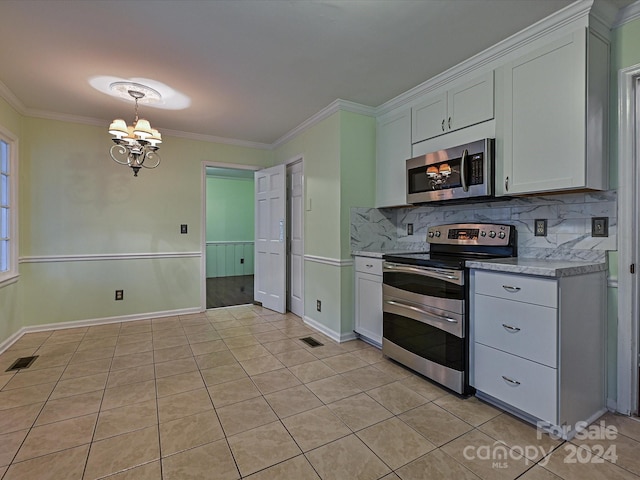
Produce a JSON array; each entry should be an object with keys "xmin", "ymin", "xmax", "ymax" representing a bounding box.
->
[{"xmin": 108, "ymin": 82, "xmax": 162, "ymax": 176}]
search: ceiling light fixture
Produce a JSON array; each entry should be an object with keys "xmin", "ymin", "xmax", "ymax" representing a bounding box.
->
[{"xmin": 108, "ymin": 82, "xmax": 162, "ymax": 176}]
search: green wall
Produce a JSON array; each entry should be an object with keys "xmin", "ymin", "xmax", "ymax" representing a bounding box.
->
[
  {"xmin": 0, "ymin": 114, "xmax": 272, "ymax": 343},
  {"xmin": 206, "ymin": 176, "xmax": 254, "ymax": 242},
  {"xmin": 273, "ymin": 109, "xmax": 375, "ymax": 338},
  {"xmin": 205, "ymin": 175, "xmax": 255, "ymax": 277}
]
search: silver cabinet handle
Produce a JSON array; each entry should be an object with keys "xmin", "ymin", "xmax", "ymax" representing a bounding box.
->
[
  {"xmin": 448, "ymin": 116, "xmax": 451, "ymax": 129},
  {"xmin": 365, "ymin": 264, "xmax": 373, "ymax": 268},
  {"xmin": 502, "ymin": 375, "xmax": 521, "ymax": 386},
  {"xmin": 502, "ymin": 285, "xmax": 521, "ymax": 293},
  {"xmin": 441, "ymin": 119, "xmax": 445, "ymax": 131},
  {"xmin": 505, "ymin": 176, "xmax": 509, "ymax": 192},
  {"xmin": 502, "ymin": 324, "xmax": 521, "ymax": 332}
]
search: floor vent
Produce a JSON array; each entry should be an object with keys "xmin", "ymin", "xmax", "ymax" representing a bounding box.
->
[
  {"xmin": 6, "ymin": 356, "xmax": 39, "ymax": 372},
  {"xmin": 300, "ymin": 337, "xmax": 324, "ymax": 348}
]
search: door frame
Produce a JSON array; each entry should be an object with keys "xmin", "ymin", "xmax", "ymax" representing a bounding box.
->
[
  {"xmin": 200, "ymin": 161, "xmax": 261, "ymax": 311},
  {"xmin": 285, "ymin": 155, "xmax": 305, "ymax": 317},
  {"xmin": 616, "ymin": 64, "xmax": 640, "ymax": 415}
]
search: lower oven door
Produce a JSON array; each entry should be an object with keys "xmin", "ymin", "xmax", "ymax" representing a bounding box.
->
[{"xmin": 382, "ymin": 290, "xmax": 467, "ymax": 394}]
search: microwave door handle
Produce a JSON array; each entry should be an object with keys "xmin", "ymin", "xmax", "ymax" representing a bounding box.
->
[{"xmin": 460, "ymin": 148, "xmax": 469, "ymax": 192}]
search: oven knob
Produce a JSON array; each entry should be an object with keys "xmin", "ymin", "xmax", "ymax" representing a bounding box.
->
[
  {"xmin": 428, "ymin": 232, "xmax": 435, "ymax": 238},
  {"xmin": 435, "ymin": 231, "xmax": 441, "ymax": 237},
  {"xmin": 488, "ymin": 230, "xmax": 496, "ymax": 238},
  {"xmin": 498, "ymin": 231, "xmax": 506, "ymax": 239},
  {"xmin": 480, "ymin": 231, "xmax": 486, "ymax": 237}
]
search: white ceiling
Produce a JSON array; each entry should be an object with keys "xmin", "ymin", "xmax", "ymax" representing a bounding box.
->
[{"xmin": 0, "ymin": 0, "xmax": 634, "ymax": 147}]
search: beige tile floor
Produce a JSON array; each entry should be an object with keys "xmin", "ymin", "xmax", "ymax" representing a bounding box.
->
[{"xmin": 0, "ymin": 305, "xmax": 639, "ymax": 479}]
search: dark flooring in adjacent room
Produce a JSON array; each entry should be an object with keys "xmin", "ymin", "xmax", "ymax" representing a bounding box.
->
[{"xmin": 206, "ymin": 275, "xmax": 254, "ymax": 309}]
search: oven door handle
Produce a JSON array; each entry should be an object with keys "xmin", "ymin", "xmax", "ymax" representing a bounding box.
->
[
  {"xmin": 384, "ymin": 300, "xmax": 458, "ymax": 324},
  {"xmin": 383, "ymin": 263, "xmax": 462, "ymax": 284}
]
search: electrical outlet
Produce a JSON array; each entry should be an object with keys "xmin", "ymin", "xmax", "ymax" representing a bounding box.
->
[
  {"xmin": 407, "ymin": 223, "xmax": 414, "ymax": 236},
  {"xmin": 534, "ymin": 219, "xmax": 547, "ymax": 237},
  {"xmin": 240, "ymin": 258, "xmax": 244, "ymax": 264},
  {"xmin": 115, "ymin": 290, "xmax": 124, "ymax": 301},
  {"xmin": 316, "ymin": 300, "xmax": 321, "ymax": 312},
  {"xmin": 592, "ymin": 217, "xmax": 608, "ymax": 237},
  {"xmin": 180, "ymin": 224, "xmax": 188, "ymax": 234}
]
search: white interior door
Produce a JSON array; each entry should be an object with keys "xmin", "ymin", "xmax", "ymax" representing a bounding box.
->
[
  {"xmin": 254, "ymin": 164, "xmax": 286, "ymax": 313},
  {"xmin": 287, "ymin": 161, "xmax": 304, "ymax": 317}
]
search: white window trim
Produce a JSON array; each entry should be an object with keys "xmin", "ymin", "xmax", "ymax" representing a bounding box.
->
[{"xmin": 0, "ymin": 124, "xmax": 18, "ymax": 288}]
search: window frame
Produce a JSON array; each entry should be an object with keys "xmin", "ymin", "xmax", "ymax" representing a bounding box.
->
[{"xmin": 0, "ymin": 124, "xmax": 18, "ymax": 288}]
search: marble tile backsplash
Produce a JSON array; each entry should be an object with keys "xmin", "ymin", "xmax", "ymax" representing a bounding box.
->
[{"xmin": 351, "ymin": 190, "xmax": 617, "ymax": 262}]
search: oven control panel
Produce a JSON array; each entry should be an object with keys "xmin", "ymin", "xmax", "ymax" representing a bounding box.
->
[{"xmin": 427, "ymin": 223, "xmax": 514, "ymax": 246}]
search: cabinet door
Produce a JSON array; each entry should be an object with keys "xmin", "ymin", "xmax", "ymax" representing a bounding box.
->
[
  {"xmin": 500, "ymin": 29, "xmax": 586, "ymax": 195},
  {"xmin": 354, "ymin": 271, "xmax": 383, "ymax": 346},
  {"xmin": 376, "ymin": 109, "xmax": 411, "ymax": 207},
  {"xmin": 448, "ymin": 71, "xmax": 494, "ymax": 132},
  {"xmin": 411, "ymin": 94, "xmax": 447, "ymax": 144}
]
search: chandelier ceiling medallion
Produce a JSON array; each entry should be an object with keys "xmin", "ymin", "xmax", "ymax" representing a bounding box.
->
[{"xmin": 108, "ymin": 82, "xmax": 162, "ymax": 176}]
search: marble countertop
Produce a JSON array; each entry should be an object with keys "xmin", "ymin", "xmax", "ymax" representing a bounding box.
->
[{"xmin": 466, "ymin": 257, "xmax": 607, "ymax": 278}]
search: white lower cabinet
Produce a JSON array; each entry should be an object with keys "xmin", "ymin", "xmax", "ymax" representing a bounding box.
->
[
  {"xmin": 354, "ymin": 256, "xmax": 383, "ymax": 346},
  {"xmin": 471, "ymin": 269, "xmax": 606, "ymax": 435}
]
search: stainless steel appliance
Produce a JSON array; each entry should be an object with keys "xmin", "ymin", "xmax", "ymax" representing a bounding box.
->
[
  {"xmin": 382, "ymin": 222, "xmax": 516, "ymax": 394},
  {"xmin": 406, "ymin": 138, "xmax": 494, "ymax": 204}
]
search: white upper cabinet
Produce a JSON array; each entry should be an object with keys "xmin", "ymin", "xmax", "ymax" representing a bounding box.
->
[
  {"xmin": 375, "ymin": 108, "xmax": 411, "ymax": 208},
  {"xmin": 412, "ymin": 71, "xmax": 494, "ymax": 144},
  {"xmin": 498, "ymin": 27, "xmax": 609, "ymax": 196}
]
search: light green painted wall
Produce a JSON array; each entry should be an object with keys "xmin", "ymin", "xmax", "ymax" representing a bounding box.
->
[
  {"xmin": 275, "ymin": 113, "xmax": 341, "ymax": 259},
  {"xmin": 339, "ymin": 111, "xmax": 376, "ymax": 259},
  {"xmin": 273, "ymin": 110, "xmax": 375, "ymax": 337},
  {"xmin": 274, "ymin": 112, "xmax": 342, "ymax": 329},
  {"xmin": 206, "ymin": 177, "xmax": 254, "ymax": 242},
  {"xmin": 611, "ymin": 18, "xmax": 640, "ymax": 187},
  {"xmin": 0, "ymin": 115, "xmax": 272, "ymax": 343},
  {"xmin": 205, "ymin": 176, "xmax": 254, "ymax": 277},
  {"xmin": 0, "ymin": 97, "xmax": 23, "ymax": 343}
]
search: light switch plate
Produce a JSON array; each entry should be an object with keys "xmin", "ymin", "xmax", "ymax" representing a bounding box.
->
[{"xmin": 592, "ymin": 217, "xmax": 608, "ymax": 237}]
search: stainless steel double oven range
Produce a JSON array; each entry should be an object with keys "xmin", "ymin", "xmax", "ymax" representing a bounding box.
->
[{"xmin": 382, "ymin": 223, "xmax": 516, "ymax": 395}]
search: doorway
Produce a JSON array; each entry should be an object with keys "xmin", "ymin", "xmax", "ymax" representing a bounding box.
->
[
  {"xmin": 200, "ymin": 160, "xmax": 304, "ymax": 316},
  {"xmin": 203, "ymin": 165, "xmax": 257, "ymax": 309}
]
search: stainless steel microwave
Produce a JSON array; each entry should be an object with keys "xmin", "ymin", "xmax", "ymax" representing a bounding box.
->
[{"xmin": 406, "ymin": 138, "xmax": 494, "ymax": 204}]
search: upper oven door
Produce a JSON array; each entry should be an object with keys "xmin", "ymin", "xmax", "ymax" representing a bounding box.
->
[
  {"xmin": 406, "ymin": 138, "xmax": 493, "ymax": 204},
  {"xmin": 382, "ymin": 262, "xmax": 464, "ymax": 315}
]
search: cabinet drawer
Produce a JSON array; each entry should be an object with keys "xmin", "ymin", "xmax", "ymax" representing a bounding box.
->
[
  {"xmin": 474, "ymin": 294, "xmax": 557, "ymax": 367},
  {"xmin": 355, "ymin": 256, "xmax": 383, "ymax": 276},
  {"xmin": 474, "ymin": 343, "xmax": 557, "ymax": 423},
  {"xmin": 474, "ymin": 270, "xmax": 557, "ymax": 307}
]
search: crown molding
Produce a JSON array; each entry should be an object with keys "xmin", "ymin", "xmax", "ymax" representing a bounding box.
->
[
  {"xmin": 613, "ymin": 0, "xmax": 640, "ymax": 28},
  {"xmin": 158, "ymin": 127, "xmax": 272, "ymax": 150},
  {"xmin": 375, "ymin": 0, "xmax": 594, "ymax": 116},
  {"xmin": 271, "ymin": 99, "xmax": 376, "ymax": 149},
  {"xmin": 0, "ymin": 80, "xmax": 26, "ymax": 114}
]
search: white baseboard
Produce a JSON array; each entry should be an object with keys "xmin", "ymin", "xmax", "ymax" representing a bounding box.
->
[
  {"xmin": 303, "ymin": 315, "xmax": 357, "ymax": 343},
  {"xmin": 0, "ymin": 307, "xmax": 202, "ymax": 354}
]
